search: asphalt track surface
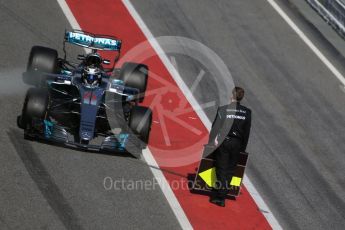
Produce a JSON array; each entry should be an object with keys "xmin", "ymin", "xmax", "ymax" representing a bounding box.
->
[{"xmin": 0, "ymin": 0, "xmax": 345, "ymax": 230}]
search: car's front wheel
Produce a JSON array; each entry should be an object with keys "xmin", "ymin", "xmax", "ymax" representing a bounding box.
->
[
  {"xmin": 24, "ymin": 46, "xmax": 58, "ymax": 86},
  {"xmin": 129, "ymin": 106, "xmax": 152, "ymax": 144},
  {"xmin": 119, "ymin": 62, "xmax": 148, "ymax": 103}
]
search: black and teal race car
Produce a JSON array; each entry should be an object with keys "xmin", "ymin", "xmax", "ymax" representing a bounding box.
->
[{"xmin": 17, "ymin": 30, "xmax": 152, "ymax": 155}]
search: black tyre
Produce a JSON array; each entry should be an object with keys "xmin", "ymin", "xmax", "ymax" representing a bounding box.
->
[
  {"xmin": 129, "ymin": 106, "xmax": 152, "ymax": 143},
  {"xmin": 19, "ymin": 88, "xmax": 49, "ymax": 128},
  {"xmin": 27, "ymin": 46, "xmax": 58, "ymax": 73},
  {"xmin": 25, "ymin": 46, "xmax": 58, "ymax": 85},
  {"xmin": 119, "ymin": 62, "xmax": 148, "ymax": 102}
]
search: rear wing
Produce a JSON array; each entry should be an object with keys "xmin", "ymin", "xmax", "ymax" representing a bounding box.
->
[{"xmin": 64, "ymin": 30, "xmax": 122, "ymax": 51}]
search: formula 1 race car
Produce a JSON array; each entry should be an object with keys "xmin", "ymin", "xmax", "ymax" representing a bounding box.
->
[{"xmin": 17, "ymin": 30, "xmax": 152, "ymax": 155}]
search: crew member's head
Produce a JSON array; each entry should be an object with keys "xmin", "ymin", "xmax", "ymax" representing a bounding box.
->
[{"xmin": 232, "ymin": 86, "xmax": 245, "ymax": 102}]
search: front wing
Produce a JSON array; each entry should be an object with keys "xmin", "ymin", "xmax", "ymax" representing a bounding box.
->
[{"xmin": 24, "ymin": 119, "xmax": 145, "ymax": 154}]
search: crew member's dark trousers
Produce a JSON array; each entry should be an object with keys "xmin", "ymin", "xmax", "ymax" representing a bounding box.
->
[{"xmin": 214, "ymin": 138, "xmax": 242, "ymax": 199}]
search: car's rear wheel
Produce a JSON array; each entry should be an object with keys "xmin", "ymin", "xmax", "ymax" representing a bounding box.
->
[
  {"xmin": 129, "ymin": 106, "xmax": 152, "ymax": 144},
  {"xmin": 24, "ymin": 46, "xmax": 58, "ymax": 86},
  {"xmin": 18, "ymin": 88, "xmax": 49, "ymax": 129},
  {"xmin": 119, "ymin": 62, "xmax": 148, "ymax": 102}
]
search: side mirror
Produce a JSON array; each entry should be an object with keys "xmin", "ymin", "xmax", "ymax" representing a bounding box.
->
[
  {"xmin": 103, "ymin": 59, "xmax": 111, "ymax": 65},
  {"xmin": 77, "ymin": 54, "xmax": 85, "ymax": 60}
]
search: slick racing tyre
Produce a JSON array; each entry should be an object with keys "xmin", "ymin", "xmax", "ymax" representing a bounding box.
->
[
  {"xmin": 27, "ymin": 46, "xmax": 58, "ymax": 73},
  {"xmin": 129, "ymin": 106, "xmax": 152, "ymax": 144},
  {"xmin": 25, "ymin": 46, "xmax": 58, "ymax": 86},
  {"xmin": 119, "ymin": 62, "xmax": 148, "ymax": 102},
  {"xmin": 18, "ymin": 88, "xmax": 49, "ymax": 128}
]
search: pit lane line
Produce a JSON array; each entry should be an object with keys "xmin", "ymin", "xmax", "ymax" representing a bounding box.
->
[
  {"xmin": 57, "ymin": 2, "xmax": 269, "ymax": 228},
  {"xmin": 56, "ymin": 0, "xmax": 277, "ymax": 229}
]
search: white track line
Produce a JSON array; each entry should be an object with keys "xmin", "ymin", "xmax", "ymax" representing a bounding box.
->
[
  {"xmin": 56, "ymin": 0, "xmax": 193, "ymax": 229},
  {"xmin": 266, "ymin": 0, "xmax": 345, "ymax": 87},
  {"xmin": 123, "ymin": 0, "xmax": 282, "ymax": 229},
  {"xmin": 56, "ymin": 0, "xmax": 80, "ymax": 31},
  {"xmin": 141, "ymin": 148, "xmax": 193, "ymax": 229}
]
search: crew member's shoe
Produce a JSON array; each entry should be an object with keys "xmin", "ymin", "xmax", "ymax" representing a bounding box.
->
[{"xmin": 209, "ymin": 197, "xmax": 225, "ymax": 207}]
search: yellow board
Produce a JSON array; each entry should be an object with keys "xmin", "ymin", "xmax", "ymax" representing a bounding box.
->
[
  {"xmin": 199, "ymin": 167, "xmax": 217, "ymax": 187},
  {"xmin": 230, "ymin": 176, "xmax": 242, "ymax": 186},
  {"xmin": 198, "ymin": 167, "xmax": 242, "ymax": 187}
]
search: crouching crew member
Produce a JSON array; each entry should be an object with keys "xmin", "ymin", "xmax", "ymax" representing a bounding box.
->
[{"xmin": 209, "ymin": 86, "xmax": 252, "ymax": 207}]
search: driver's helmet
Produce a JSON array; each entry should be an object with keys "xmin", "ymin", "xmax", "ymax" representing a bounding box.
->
[
  {"xmin": 85, "ymin": 53, "xmax": 102, "ymax": 67},
  {"xmin": 81, "ymin": 66, "xmax": 102, "ymax": 87}
]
